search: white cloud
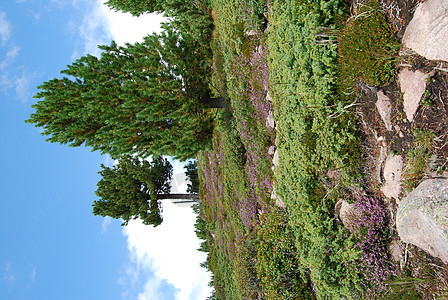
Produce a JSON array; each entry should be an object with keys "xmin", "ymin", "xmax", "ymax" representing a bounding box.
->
[
  {"xmin": 75, "ymin": 0, "xmax": 167, "ymax": 58},
  {"xmin": 31, "ymin": 267, "xmax": 37, "ymax": 281},
  {"xmin": 122, "ymin": 202, "xmax": 212, "ymax": 300},
  {"xmin": 0, "ymin": 12, "xmax": 11, "ymax": 45},
  {"xmin": 3, "ymin": 262, "xmax": 15, "ymax": 285},
  {"xmin": 95, "ymin": 1, "xmax": 166, "ymax": 46},
  {"xmin": 0, "ymin": 69, "xmax": 35, "ymax": 103},
  {"xmin": 0, "ymin": 46, "xmax": 20, "ymax": 69},
  {"xmin": 102, "ymin": 216, "xmax": 112, "ymax": 235},
  {"xmin": 102, "ymin": 154, "xmax": 117, "ymax": 168}
]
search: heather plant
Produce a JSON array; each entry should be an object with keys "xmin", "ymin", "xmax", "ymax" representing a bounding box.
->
[{"xmin": 346, "ymin": 196, "xmax": 398, "ymax": 297}]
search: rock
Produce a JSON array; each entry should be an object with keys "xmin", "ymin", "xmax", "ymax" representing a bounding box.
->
[
  {"xmin": 271, "ymin": 188, "xmax": 285, "ymax": 209},
  {"xmin": 376, "ymin": 90, "xmax": 393, "ymax": 131},
  {"xmin": 335, "ymin": 199, "xmax": 358, "ymax": 228},
  {"xmin": 397, "ymin": 178, "xmax": 448, "ymax": 263},
  {"xmin": 395, "ymin": 125, "xmax": 404, "ymax": 138},
  {"xmin": 376, "ymin": 145, "xmax": 388, "ymax": 184},
  {"xmin": 266, "ymin": 110, "xmax": 275, "ymax": 128},
  {"xmin": 272, "ymin": 149, "xmax": 279, "ymax": 166},
  {"xmin": 266, "ymin": 90, "xmax": 272, "ymax": 102},
  {"xmin": 246, "ymin": 30, "xmax": 257, "ymax": 36},
  {"xmin": 381, "ymin": 154, "xmax": 403, "ymax": 200},
  {"xmin": 398, "ymin": 68, "xmax": 428, "ymax": 122},
  {"xmin": 388, "ymin": 239, "xmax": 403, "ymax": 264},
  {"xmin": 403, "ymin": 0, "xmax": 448, "ymax": 62},
  {"xmin": 268, "ymin": 145, "xmax": 275, "ymax": 155}
]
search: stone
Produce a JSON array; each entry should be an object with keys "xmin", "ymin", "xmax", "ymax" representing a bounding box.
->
[
  {"xmin": 376, "ymin": 145, "xmax": 388, "ymax": 184},
  {"xmin": 335, "ymin": 199, "xmax": 357, "ymax": 228},
  {"xmin": 246, "ymin": 30, "xmax": 257, "ymax": 36},
  {"xmin": 266, "ymin": 90, "xmax": 272, "ymax": 102},
  {"xmin": 403, "ymin": 0, "xmax": 448, "ymax": 62},
  {"xmin": 388, "ymin": 239, "xmax": 402, "ymax": 262},
  {"xmin": 272, "ymin": 149, "xmax": 279, "ymax": 166},
  {"xmin": 376, "ymin": 90, "xmax": 393, "ymax": 131},
  {"xmin": 266, "ymin": 110, "xmax": 275, "ymax": 128},
  {"xmin": 381, "ymin": 154, "xmax": 403, "ymax": 200},
  {"xmin": 397, "ymin": 178, "xmax": 448, "ymax": 263},
  {"xmin": 268, "ymin": 145, "xmax": 275, "ymax": 155},
  {"xmin": 398, "ymin": 68, "xmax": 428, "ymax": 122},
  {"xmin": 271, "ymin": 188, "xmax": 286, "ymax": 209}
]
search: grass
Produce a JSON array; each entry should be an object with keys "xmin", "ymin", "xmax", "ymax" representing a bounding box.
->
[{"xmin": 403, "ymin": 129, "xmax": 435, "ymax": 190}]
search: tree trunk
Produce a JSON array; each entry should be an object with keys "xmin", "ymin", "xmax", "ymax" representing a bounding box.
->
[
  {"xmin": 200, "ymin": 96, "xmax": 226, "ymax": 108},
  {"xmin": 157, "ymin": 193, "xmax": 200, "ymax": 201}
]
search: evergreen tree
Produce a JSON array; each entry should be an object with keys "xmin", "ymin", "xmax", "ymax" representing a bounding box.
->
[
  {"xmin": 93, "ymin": 155, "xmax": 199, "ymax": 226},
  {"xmin": 26, "ymin": 25, "xmax": 222, "ymax": 160},
  {"xmin": 93, "ymin": 155, "xmax": 172, "ymax": 226}
]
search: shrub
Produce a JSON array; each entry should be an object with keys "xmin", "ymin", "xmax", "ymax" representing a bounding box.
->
[
  {"xmin": 337, "ymin": 0, "xmax": 399, "ymax": 92},
  {"xmin": 256, "ymin": 207, "xmax": 315, "ymax": 299}
]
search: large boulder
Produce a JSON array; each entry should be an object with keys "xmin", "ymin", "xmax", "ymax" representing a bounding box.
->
[
  {"xmin": 397, "ymin": 178, "xmax": 448, "ymax": 263},
  {"xmin": 403, "ymin": 0, "xmax": 448, "ymax": 62}
]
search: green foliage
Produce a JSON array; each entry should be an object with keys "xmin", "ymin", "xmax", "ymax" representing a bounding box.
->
[
  {"xmin": 403, "ymin": 129, "xmax": 435, "ymax": 190},
  {"xmin": 337, "ymin": 0, "xmax": 399, "ymax": 91},
  {"xmin": 268, "ymin": 0, "xmax": 370, "ymax": 298},
  {"xmin": 256, "ymin": 207, "xmax": 315, "ymax": 299},
  {"xmin": 93, "ymin": 155, "xmax": 173, "ymax": 226},
  {"xmin": 26, "ymin": 24, "xmax": 214, "ymax": 160}
]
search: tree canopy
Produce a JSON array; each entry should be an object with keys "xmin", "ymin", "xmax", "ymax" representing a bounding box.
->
[
  {"xmin": 26, "ymin": 24, "xmax": 218, "ymax": 160},
  {"xmin": 93, "ymin": 155, "xmax": 173, "ymax": 226}
]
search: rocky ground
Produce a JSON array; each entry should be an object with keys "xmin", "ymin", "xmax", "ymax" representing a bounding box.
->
[{"xmin": 354, "ymin": 0, "xmax": 448, "ymax": 287}]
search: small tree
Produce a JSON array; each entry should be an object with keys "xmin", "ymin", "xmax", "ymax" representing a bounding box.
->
[
  {"xmin": 93, "ymin": 155, "xmax": 172, "ymax": 226},
  {"xmin": 93, "ymin": 155, "xmax": 199, "ymax": 226}
]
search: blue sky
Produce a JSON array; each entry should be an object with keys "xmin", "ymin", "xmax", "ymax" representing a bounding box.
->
[{"xmin": 0, "ymin": 1, "xmax": 211, "ymax": 299}]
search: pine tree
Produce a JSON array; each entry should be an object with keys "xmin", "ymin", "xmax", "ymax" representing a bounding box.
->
[
  {"xmin": 26, "ymin": 25, "xmax": 223, "ymax": 160},
  {"xmin": 93, "ymin": 155, "xmax": 199, "ymax": 226}
]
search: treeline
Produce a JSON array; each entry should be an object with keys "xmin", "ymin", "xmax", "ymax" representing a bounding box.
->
[{"xmin": 26, "ymin": 0, "xmax": 217, "ymax": 225}]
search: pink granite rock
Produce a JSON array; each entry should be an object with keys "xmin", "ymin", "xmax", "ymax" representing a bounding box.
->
[{"xmin": 397, "ymin": 178, "xmax": 448, "ymax": 263}]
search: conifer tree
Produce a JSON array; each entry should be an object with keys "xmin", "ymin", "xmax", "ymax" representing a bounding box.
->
[
  {"xmin": 93, "ymin": 155, "xmax": 199, "ymax": 226},
  {"xmin": 26, "ymin": 25, "xmax": 222, "ymax": 160}
]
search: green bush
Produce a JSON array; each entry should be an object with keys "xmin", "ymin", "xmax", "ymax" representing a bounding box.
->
[
  {"xmin": 256, "ymin": 207, "xmax": 315, "ymax": 299},
  {"xmin": 337, "ymin": 0, "xmax": 399, "ymax": 91}
]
